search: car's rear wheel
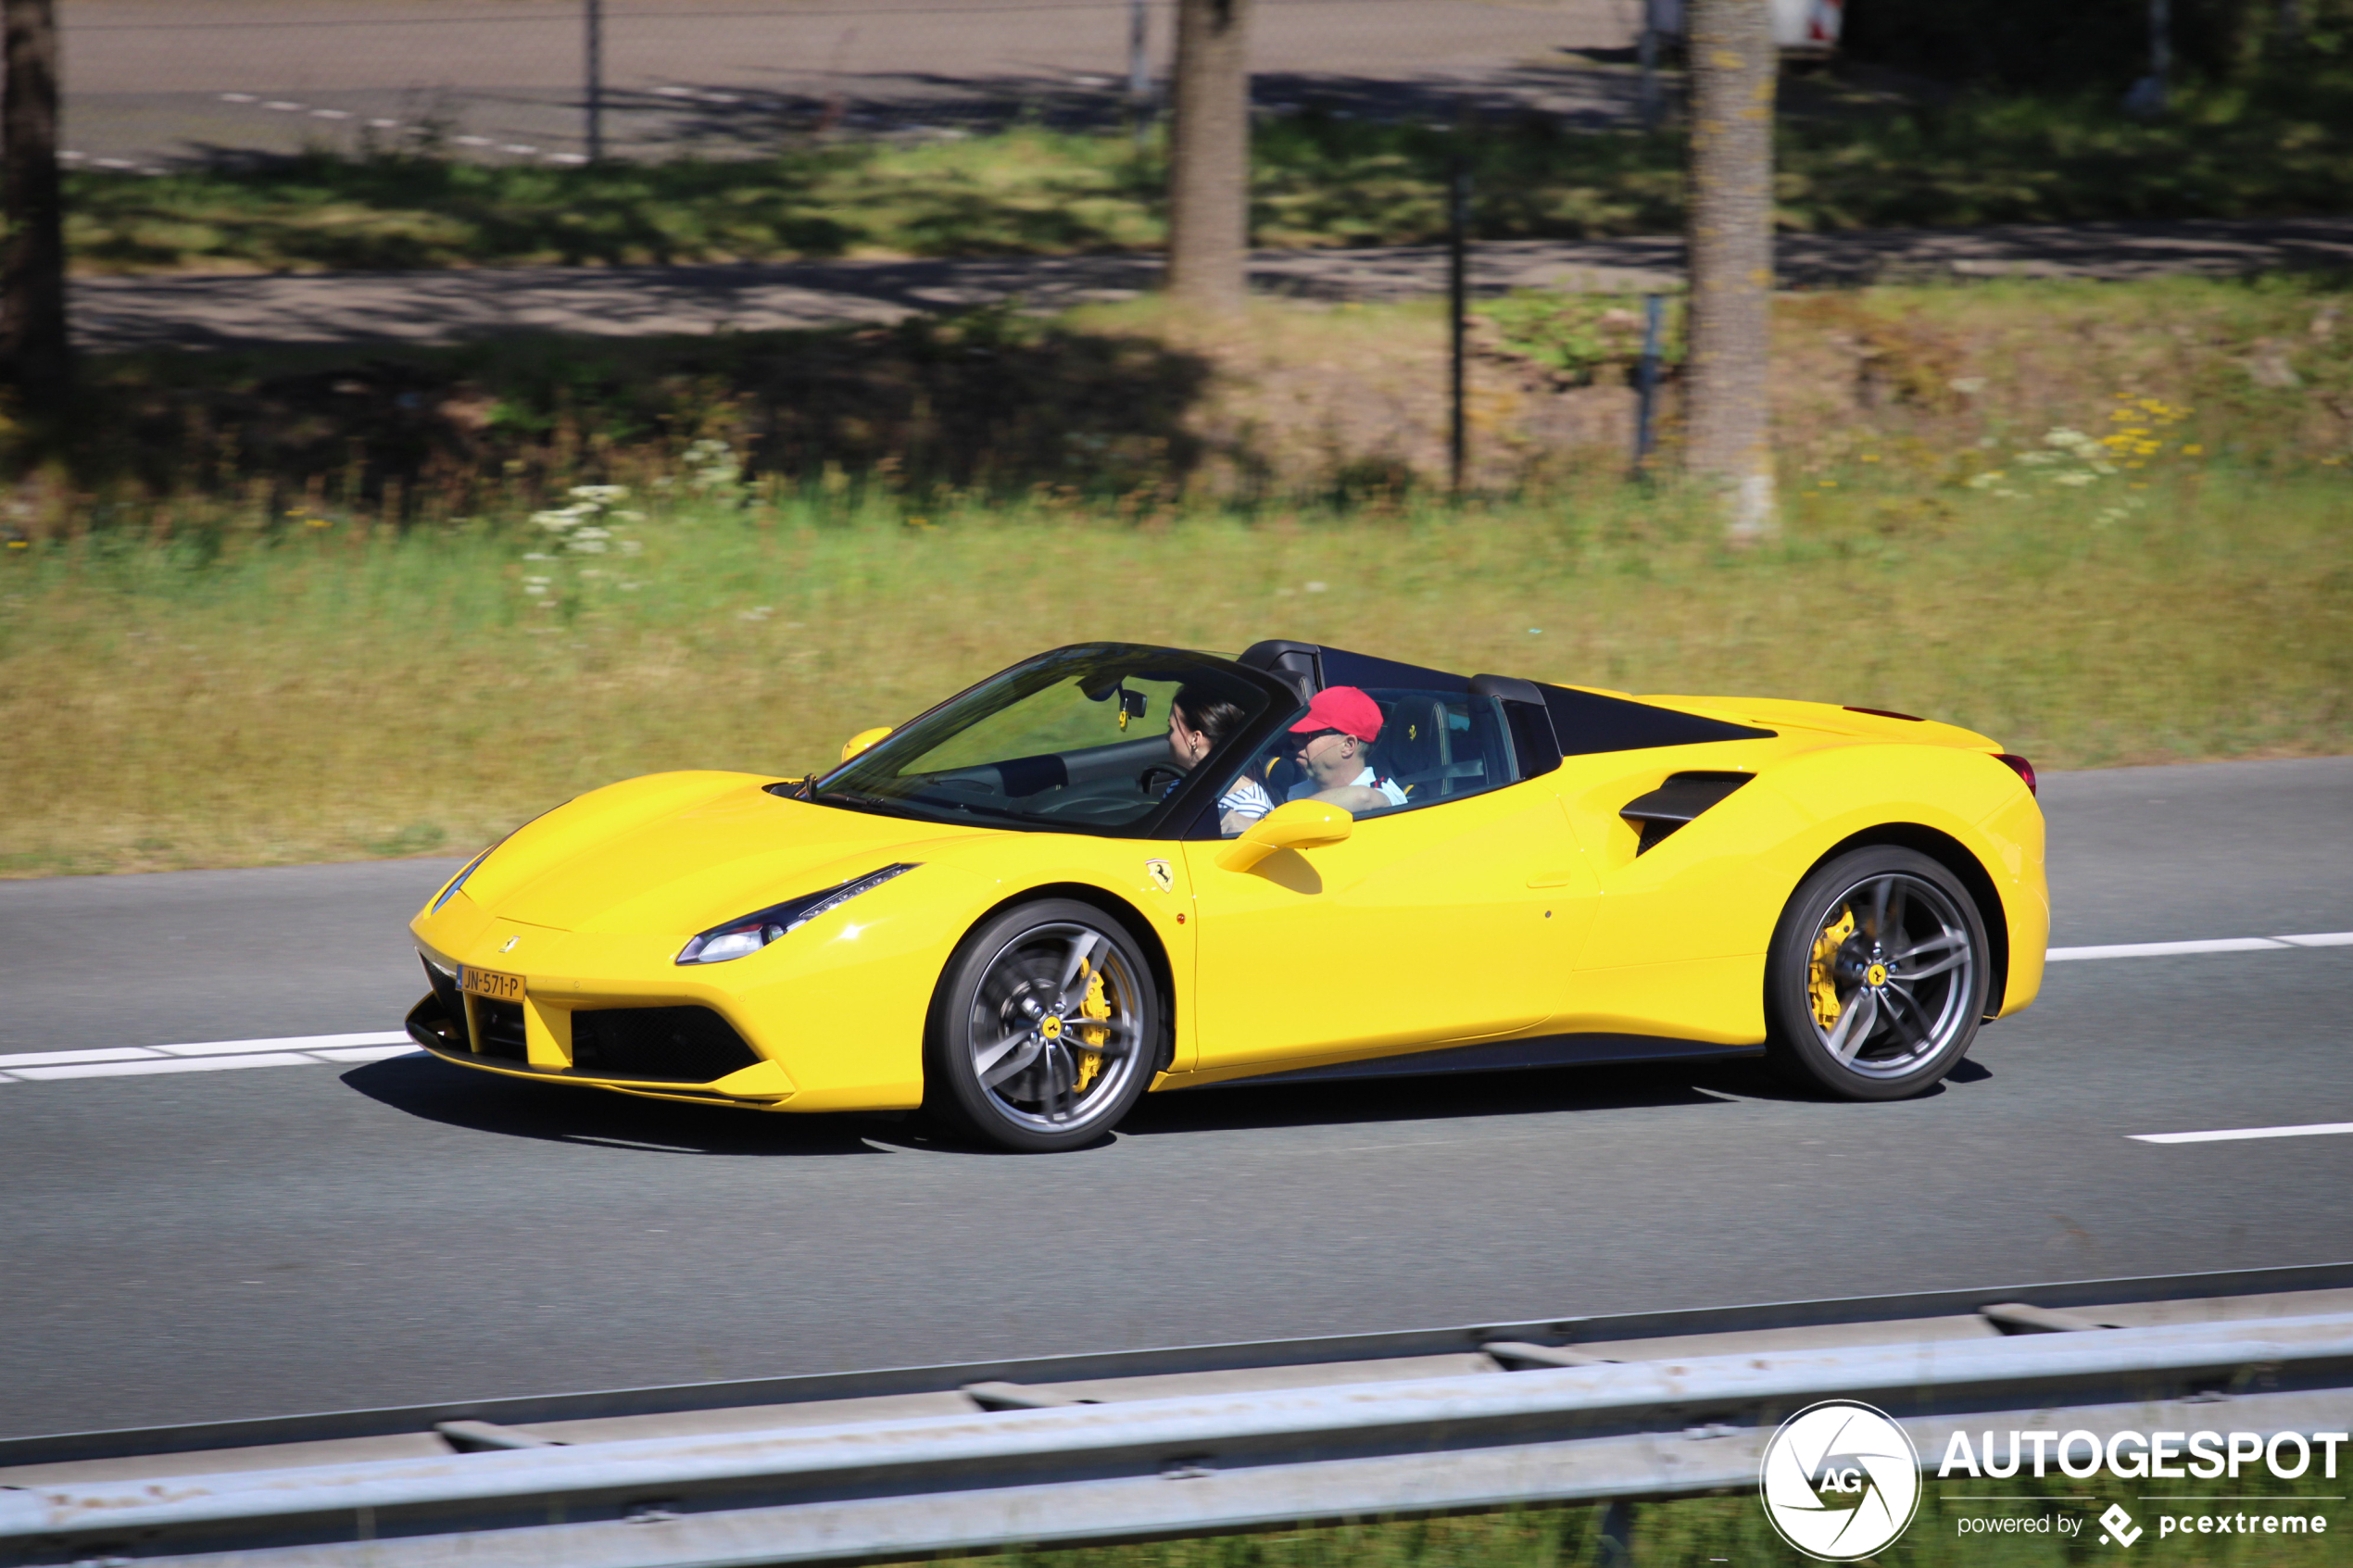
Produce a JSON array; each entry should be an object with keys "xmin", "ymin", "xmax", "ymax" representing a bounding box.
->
[
  {"xmin": 925, "ymin": 900, "xmax": 1159, "ymax": 1152},
  {"xmin": 1764, "ymin": 846, "xmax": 1990, "ymax": 1100}
]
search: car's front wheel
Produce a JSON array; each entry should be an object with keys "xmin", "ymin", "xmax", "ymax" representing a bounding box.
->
[
  {"xmin": 925, "ymin": 900, "xmax": 1160, "ymax": 1151},
  {"xmin": 1764, "ymin": 847, "xmax": 1991, "ymax": 1100}
]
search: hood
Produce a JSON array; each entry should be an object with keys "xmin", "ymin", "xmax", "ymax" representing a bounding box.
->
[{"xmin": 461, "ymin": 771, "xmax": 991, "ymax": 936}]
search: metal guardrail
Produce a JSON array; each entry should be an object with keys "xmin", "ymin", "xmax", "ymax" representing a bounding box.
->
[
  {"xmin": 6, "ymin": 1264, "xmax": 2351, "ymax": 1567},
  {"xmin": 11, "ymin": 1259, "xmax": 2351, "ymax": 1470}
]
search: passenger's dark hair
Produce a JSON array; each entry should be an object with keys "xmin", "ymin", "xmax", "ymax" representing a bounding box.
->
[{"xmin": 1172, "ymin": 684, "xmax": 1250, "ymax": 746}]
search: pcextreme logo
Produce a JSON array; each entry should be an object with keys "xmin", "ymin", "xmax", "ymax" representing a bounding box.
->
[{"xmin": 1759, "ymin": 1399, "xmax": 1923, "ymax": 1562}]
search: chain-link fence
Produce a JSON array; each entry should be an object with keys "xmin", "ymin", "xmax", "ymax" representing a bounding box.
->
[{"xmin": 57, "ymin": 0, "xmax": 1648, "ymax": 172}]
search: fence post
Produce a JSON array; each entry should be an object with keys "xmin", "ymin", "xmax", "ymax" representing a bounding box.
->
[
  {"xmin": 1637, "ymin": 0, "xmax": 1661, "ymax": 131},
  {"xmin": 585, "ymin": 0, "xmax": 605, "ymax": 161},
  {"xmin": 1632, "ymin": 293, "xmax": 1665, "ymax": 472},
  {"xmin": 1448, "ymin": 157, "xmax": 1469, "ymax": 496},
  {"xmin": 1128, "ymin": 0, "xmax": 1151, "ymax": 144}
]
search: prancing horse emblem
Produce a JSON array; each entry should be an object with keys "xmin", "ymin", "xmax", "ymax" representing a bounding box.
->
[
  {"xmin": 1144, "ymin": 859, "xmax": 1174, "ymax": 893},
  {"xmin": 499, "ymin": 935, "xmax": 521, "ymax": 954}
]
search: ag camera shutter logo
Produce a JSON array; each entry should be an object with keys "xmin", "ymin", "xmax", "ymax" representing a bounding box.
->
[{"xmin": 1759, "ymin": 1399, "xmax": 1923, "ymax": 1561}]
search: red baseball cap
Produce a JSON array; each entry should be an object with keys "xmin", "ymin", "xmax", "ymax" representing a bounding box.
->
[{"xmin": 1288, "ymin": 685, "xmax": 1383, "ymax": 744}]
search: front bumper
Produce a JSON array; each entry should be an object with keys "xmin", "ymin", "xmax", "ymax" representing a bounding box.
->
[{"xmin": 406, "ymin": 970, "xmax": 794, "ymax": 1103}]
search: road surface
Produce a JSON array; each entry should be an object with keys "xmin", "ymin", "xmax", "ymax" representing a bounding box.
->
[{"xmin": 2, "ymin": 755, "xmax": 2347, "ymax": 1440}]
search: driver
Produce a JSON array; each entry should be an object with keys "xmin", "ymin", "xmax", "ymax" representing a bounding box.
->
[{"xmin": 1285, "ymin": 686, "xmax": 1407, "ymax": 814}]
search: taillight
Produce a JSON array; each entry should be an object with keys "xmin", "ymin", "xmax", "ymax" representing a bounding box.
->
[{"xmin": 1994, "ymin": 754, "xmax": 2037, "ymax": 796}]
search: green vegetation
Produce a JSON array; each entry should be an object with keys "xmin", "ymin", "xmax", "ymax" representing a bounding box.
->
[
  {"xmin": 53, "ymin": 55, "xmax": 2353, "ymax": 276},
  {"xmin": 3, "ymin": 450, "xmax": 2346, "ymax": 877},
  {"xmin": 5, "ymin": 272, "xmax": 2347, "ymax": 877},
  {"xmin": 884, "ymin": 1466, "xmax": 2345, "ymax": 1567},
  {"xmin": 30, "ymin": 271, "xmax": 2353, "ymax": 511}
]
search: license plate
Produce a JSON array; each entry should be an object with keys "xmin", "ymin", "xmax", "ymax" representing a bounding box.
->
[{"xmin": 460, "ymin": 965, "xmax": 525, "ymax": 1001}]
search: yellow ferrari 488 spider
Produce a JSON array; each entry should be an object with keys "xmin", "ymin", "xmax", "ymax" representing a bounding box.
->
[{"xmin": 408, "ymin": 640, "xmax": 2046, "ymax": 1151}]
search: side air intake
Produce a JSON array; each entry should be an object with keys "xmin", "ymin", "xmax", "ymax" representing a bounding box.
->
[{"xmin": 1620, "ymin": 771, "xmax": 1753, "ymax": 854}]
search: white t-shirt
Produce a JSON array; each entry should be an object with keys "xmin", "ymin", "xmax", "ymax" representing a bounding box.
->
[
  {"xmin": 1288, "ymin": 766, "xmax": 1407, "ymax": 808},
  {"xmin": 1218, "ymin": 774, "xmax": 1275, "ymax": 822}
]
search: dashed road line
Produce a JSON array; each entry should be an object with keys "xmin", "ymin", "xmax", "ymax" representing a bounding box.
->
[
  {"xmin": 2131, "ymin": 1123, "xmax": 2353, "ymax": 1146},
  {"xmin": 2, "ymin": 930, "xmax": 2343, "ymax": 1088},
  {"xmin": 2046, "ymin": 931, "xmax": 2353, "ymax": 961},
  {"xmin": 0, "ymin": 1032, "xmax": 414, "ymax": 1084}
]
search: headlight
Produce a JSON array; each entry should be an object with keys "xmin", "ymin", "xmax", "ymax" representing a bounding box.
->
[{"xmin": 674, "ymin": 864, "xmax": 918, "ymax": 965}]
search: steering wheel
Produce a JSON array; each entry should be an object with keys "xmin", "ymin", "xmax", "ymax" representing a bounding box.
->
[{"xmin": 1137, "ymin": 764, "xmax": 1186, "ymax": 797}]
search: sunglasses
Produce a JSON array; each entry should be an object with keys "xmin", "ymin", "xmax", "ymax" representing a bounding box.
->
[{"xmin": 1290, "ymin": 728, "xmax": 1350, "ymax": 746}]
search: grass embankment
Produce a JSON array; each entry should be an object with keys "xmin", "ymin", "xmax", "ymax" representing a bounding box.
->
[
  {"xmin": 4, "ymin": 273, "xmax": 2347, "ymax": 876},
  {"xmin": 885, "ymin": 1467, "xmax": 2345, "ymax": 1566},
  {"xmin": 57, "ymin": 61, "xmax": 2353, "ymax": 274},
  {"xmin": 3, "ymin": 461, "xmax": 2346, "ymax": 877}
]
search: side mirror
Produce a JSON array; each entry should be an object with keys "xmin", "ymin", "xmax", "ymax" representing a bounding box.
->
[
  {"xmin": 1216, "ymin": 799, "xmax": 1353, "ymax": 872},
  {"xmin": 840, "ymin": 726, "xmax": 894, "ymax": 763}
]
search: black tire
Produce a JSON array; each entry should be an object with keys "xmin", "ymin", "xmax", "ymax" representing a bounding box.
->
[
  {"xmin": 925, "ymin": 899, "xmax": 1160, "ymax": 1152},
  {"xmin": 1763, "ymin": 846, "xmax": 1991, "ymax": 1100}
]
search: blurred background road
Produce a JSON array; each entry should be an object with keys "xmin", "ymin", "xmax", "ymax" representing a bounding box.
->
[
  {"xmin": 2, "ymin": 757, "xmax": 2347, "ymax": 1440},
  {"xmin": 60, "ymin": 0, "xmax": 1644, "ymax": 171}
]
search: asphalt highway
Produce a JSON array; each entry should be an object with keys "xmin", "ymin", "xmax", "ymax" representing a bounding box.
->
[{"xmin": 3, "ymin": 757, "xmax": 2348, "ymax": 1442}]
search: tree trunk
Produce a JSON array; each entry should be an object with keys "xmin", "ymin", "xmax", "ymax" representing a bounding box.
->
[
  {"xmin": 1, "ymin": 0, "xmax": 68, "ymax": 414},
  {"xmin": 1682, "ymin": 0, "xmax": 1776, "ymax": 542},
  {"xmin": 1166, "ymin": 0, "xmax": 1251, "ymax": 313}
]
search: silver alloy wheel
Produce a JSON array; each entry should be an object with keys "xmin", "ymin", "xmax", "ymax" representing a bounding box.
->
[
  {"xmin": 966, "ymin": 920, "xmax": 1147, "ymax": 1134},
  {"xmin": 1805, "ymin": 871, "xmax": 1979, "ymax": 1081}
]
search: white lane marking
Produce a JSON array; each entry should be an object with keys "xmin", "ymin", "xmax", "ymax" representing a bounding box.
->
[
  {"xmin": 2047, "ymin": 931, "xmax": 2353, "ymax": 961},
  {"xmin": 152, "ymin": 1031, "xmax": 409, "ymax": 1058},
  {"xmin": 14, "ymin": 1053, "xmax": 321, "ymax": 1081},
  {"xmin": 0, "ymin": 1032, "xmax": 415, "ymax": 1085},
  {"xmin": 0, "ymin": 1046, "xmax": 167, "ymax": 1069},
  {"xmin": 4, "ymin": 931, "xmax": 2345, "ymax": 1087},
  {"xmin": 2132, "ymin": 1122, "xmax": 2353, "ymax": 1146}
]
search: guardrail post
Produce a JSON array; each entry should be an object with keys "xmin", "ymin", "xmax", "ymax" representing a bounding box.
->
[{"xmin": 1594, "ymin": 1497, "xmax": 1633, "ymax": 1566}]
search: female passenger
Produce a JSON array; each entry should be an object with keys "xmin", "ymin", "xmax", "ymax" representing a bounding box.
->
[{"xmin": 1165, "ymin": 684, "xmax": 1275, "ymax": 835}]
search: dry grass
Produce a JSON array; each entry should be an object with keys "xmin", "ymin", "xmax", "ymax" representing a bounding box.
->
[
  {"xmin": 6, "ymin": 274, "xmax": 2349, "ymax": 877},
  {"xmin": 3, "ymin": 459, "xmax": 2347, "ymax": 878}
]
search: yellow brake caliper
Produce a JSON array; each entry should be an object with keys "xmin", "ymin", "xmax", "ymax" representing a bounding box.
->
[
  {"xmin": 1811, "ymin": 907, "xmax": 1856, "ymax": 1030},
  {"xmin": 1072, "ymin": 969, "xmax": 1110, "ymax": 1093}
]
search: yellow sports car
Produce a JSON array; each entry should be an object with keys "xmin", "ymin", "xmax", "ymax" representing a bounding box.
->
[{"xmin": 408, "ymin": 640, "xmax": 2046, "ymax": 1151}]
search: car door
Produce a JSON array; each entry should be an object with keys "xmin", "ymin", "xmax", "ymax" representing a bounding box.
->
[{"xmin": 1178, "ymin": 691, "xmax": 1588, "ymax": 1073}]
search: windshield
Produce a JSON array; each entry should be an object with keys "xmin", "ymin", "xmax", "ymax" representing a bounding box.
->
[{"xmin": 810, "ymin": 645, "xmax": 1277, "ymax": 834}]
